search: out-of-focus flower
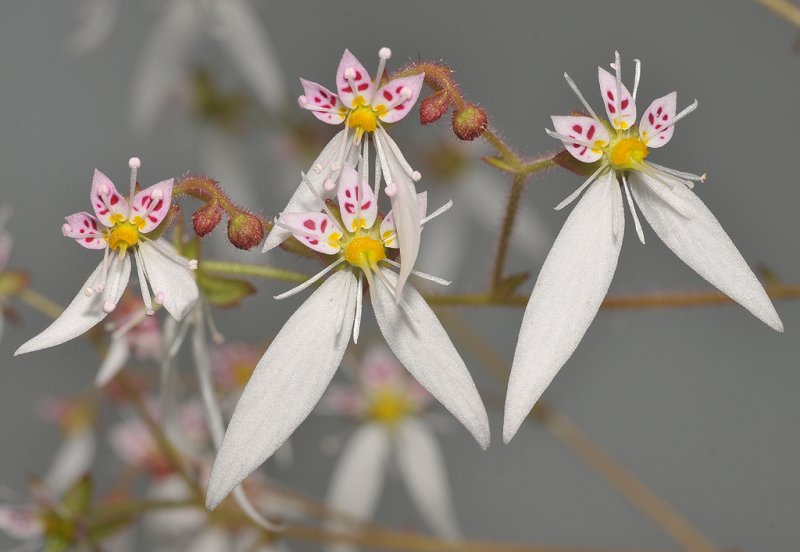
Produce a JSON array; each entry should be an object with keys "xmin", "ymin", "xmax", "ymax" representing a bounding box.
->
[
  {"xmin": 39, "ymin": 397, "xmax": 97, "ymax": 496},
  {"xmin": 68, "ymin": 0, "xmax": 117, "ymax": 54},
  {"xmin": 263, "ymin": 47, "xmax": 426, "ymax": 298},
  {"xmin": 0, "ymin": 206, "xmax": 28, "ymax": 345},
  {"xmin": 95, "ymin": 295, "xmax": 163, "ymax": 387},
  {"xmin": 320, "ymin": 346, "xmax": 460, "ymax": 550},
  {"xmin": 15, "ymin": 158, "xmax": 198, "ymax": 357},
  {"xmin": 131, "ymin": 0, "xmax": 287, "ymax": 135},
  {"xmin": 504, "ymin": 52, "xmax": 783, "ymax": 443},
  {"xmin": 206, "ymin": 162, "xmax": 489, "ymax": 510}
]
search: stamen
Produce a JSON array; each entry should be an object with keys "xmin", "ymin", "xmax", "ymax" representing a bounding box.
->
[
  {"xmin": 141, "ymin": 189, "xmax": 164, "ymax": 220},
  {"xmin": 110, "ymin": 307, "xmax": 151, "ymax": 340},
  {"xmin": 545, "ymin": 129, "xmax": 596, "ymax": 149},
  {"xmin": 645, "ymin": 100, "xmax": 699, "ymax": 143},
  {"xmin": 632, "ymin": 59, "xmax": 642, "ymax": 102},
  {"xmin": 644, "ymin": 161, "xmax": 706, "ymax": 188},
  {"xmin": 128, "ymin": 157, "xmax": 141, "ymax": 214},
  {"xmin": 273, "ymin": 258, "xmax": 345, "ymax": 300},
  {"xmin": 133, "ymin": 247, "xmax": 154, "ymax": 315},
  {"xmin": 555, "ymin": 164, "xmax": 608, "ymax": 210},
  {"xmin": 297, "ymin": 97, "xmax": 345, "ymax": 116},
  {"xmin": 300, "ymin": 172, "xmax": 346, "ymax": 235},
  {"xmin": 353, "ymin": 273, "xmax": 363, "ymax": 344},
  {"xmin": 202, "ymin": 300, "xmax": 225, "ymax": 345},
  {"xmin": 380, "ymin": 200, "xmax": 454, "ymax": 246},
  {"xmin": 373, "ymin": 47, "xmax": 392, "ymax": 89},
  {"xmin": 334, "ymin": 270, "xmax": 354, "ymax": 337},
  {"xmin": 167, "ymin": 317, "xmax": 192, "ymax": 359},
  {"xmin": 94, "ymin": 243, "xmax": 112, "ymax": 294},
  {"xmin": 622, "ymin": 174, "xmax": 645, "ymax": 244},
  {"xmin": 102, "ymin": 254, "xmax": 123, "ymax": 313},
  {"xmin": 613, "ymin": 50, "xmax": 622, "ymax": 117},
  {"xmin": 139, "ymin": 236, "xmax": 197, "ymax": 269},
  {"xmin": 344, "ymin": 67, "xmax": 358, "ymax": 100},
  {"xmin": 377, "ymin": 129, "xmax": 422, "ymax": 181},
  {"xmin": 563, "ymin": 72, "xmax": 603, "ymax": 123},
  {"xmin": 360, "ymin": 138, "xmax": 370, "ymax": 196},
  {"xmin": 372, "ymin": 130, "xmax": 395, "ymax": 196},
  {"xmin": 373, "ymin": 142, "xmax": 383, "ymax": 197},
  {"xmin": 382, "ymin": 258, "xmax": 451, "ymax": 286},
  {"xmin": 611, "ymin": 183, "xmax": 623, "ymax": 239}
]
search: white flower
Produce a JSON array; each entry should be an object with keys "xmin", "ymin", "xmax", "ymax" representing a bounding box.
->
[
  {"xmin": 504, "ymin": 52, "xmax": 784, "ymax": 443},
  {"xmin": 39, "ymin": 397, "xmax": 97, "ymax": 496},
  {"xmin": 206, "ymin": 162, "xmax": 489, "ymax": 510},
  {"xmin": 131, "ymin": 0, "xmax": 287, "ymax": 134},
  {"xmin": 321, "ymin": 347, "xmax": 459, "ymax": 551},
  {"xmin": 15, "ymin": 158, "xmax": 199, "ymax": 357},
  {"xmin": 262, "ymin": 47, "xmax": 426, "ymax": 299}
]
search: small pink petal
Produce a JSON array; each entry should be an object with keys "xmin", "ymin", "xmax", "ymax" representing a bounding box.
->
[
  {"xmin": 551, "ymin": 115, "xmax": 610, "ymax": 164},
  {"xmin": 62, "ymin": 212, "xmax": 106, "ymax": 249},
  {"xmin": 374, "ymin": 74, "xmax": 425, "ymax": 124},
  {"xmin": 639, "ymin": 92, "xmax": 677, "ymax": 148},
  {"xmin": 90, "ymin": 169, "xmax": 128, "ymax": 226},
  {"xmin": 337, "ymin": 165, "xmax": 377, "ymax": 232},
  {"xmin": 598, "ymin": 67, "xmax": 636, "ymax": 130},
  {"xmin": 336, "ymin": 49, "xmax": 374, "ymax": 109},
  {"xmin": 280, "ymin": 212, "xmax": 342, "ymax": 255},
  {"xmin": 130, "ymin": 179, "xmax": 173, "ymax": 233},
  {"xmin": 299, "ymin": 78, "xmax": 346, "ymax": 125}
]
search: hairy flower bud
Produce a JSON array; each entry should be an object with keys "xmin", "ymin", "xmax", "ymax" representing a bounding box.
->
[
  {"xmin": 451, "ymin": 103, "xmax": 488, "ymax": 141},
  {"xmin": 227, "ymin": 212, "xmax": 264, "ymax": 250},
  {"xmin": 419, "ymin": 91, "xmax": 450, "ymax": 125},
  {"xmin": 192, "ymin": 202, "xmax": 223, "ymax": 237}
]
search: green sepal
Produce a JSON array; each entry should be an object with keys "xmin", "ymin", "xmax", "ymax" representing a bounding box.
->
[
  {"xmin": 198, "ymin": 273, "xmax": 256, "ymax": 308},
  {"xmin": 482, "ymin": 156, "xmax": 519, "ymax": 175},
  {"xmin": 0, "ymin": 270, "xmax": 29, "ymax": 298},
  {"xmin": 43, "ymin": 535, "xmax": 71, "ymax": 552},
  {"xmin": 61, "ymin": 475, "xmax": 92, "ymax": 517}
]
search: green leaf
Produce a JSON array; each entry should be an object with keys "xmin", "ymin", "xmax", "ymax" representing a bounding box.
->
[
  {"xmin": 61, "ymin": 475, "xmax": 92, "ymax": 517},
  {"xmin": 198, "ymin": 273, "xmax": 256, "ymax": 308}
]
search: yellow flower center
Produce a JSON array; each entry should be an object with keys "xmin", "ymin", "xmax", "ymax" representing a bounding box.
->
[
  {"xmin": 344, "ymin": 236, "xmax": 385, "ymax": 270},
  {"xmin": 367, "ymin": 388, "xmax": 411, "ymax": 426},
  {"xmin": 232, "ymin": 361, "xmax": 255, "ymax": 387},
  {"xmin": 107, "ymin": 220, "xmax": 140, "ymax": 252},
  {"xmin": 347, "ymin": 104, "xmax": 379, "ymax": 135},
  {"xmin": 608, "ymin": 137, "xmax": 649, "ymax": 170}
]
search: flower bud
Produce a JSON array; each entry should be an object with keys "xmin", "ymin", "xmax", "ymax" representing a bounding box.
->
[
  {"xmin": 451, "ymin": 103, "xmax": 488, "ymax": 141},
  {"xmin": 227, "ymin": 212, "xmax": 264, "ymax": 250},
  {"xmin": 192, "ymin": 202, "xmax": 223, "ymax": 237},
  {"xmin": 419, "ymin": 91, "xmax": 450, "ymax": 125}
]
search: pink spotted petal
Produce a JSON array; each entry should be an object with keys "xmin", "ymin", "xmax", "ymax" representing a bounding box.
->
[
  {"xmin": 280, "ymin": 212, "xmax": 342, "ymax": 255},
  {"xmin": 639, "ymin": 92, "xmax": 677, "ymax": 148},
  {"xmin": 373, "ymin": 74, "xmax": 425, "ymax": 124},
  {"xmin": 90, "ymin": 169, "xmax": 128, "ymax": 226},
  {"xmin": 337, "ymin": 165, "xmax": 377, "ymax": 232},
  {"xmin": 336, "ymin": 49, "xmax": 374, "ymax": 108},
  {"xmin": 130, "ymin": 179, "xmax": 174, "ymax": 233},
  {"xmin": 62, "ymin": 212, "xmax": 106, "ymax": 249},
  {"xmin": 551, "ymin": 115, "xmax": 610, "ymax": 164},
  {"xmin": 299, "ymin": 78, "xmax": 346, "ymax": 125},
  {"xmin": 380, "ymin": 192, "xmax": 427, "ymax": 249},
  {"xmin": 598, "ymin": 67, "xmax": 636, "ymax": 130}
]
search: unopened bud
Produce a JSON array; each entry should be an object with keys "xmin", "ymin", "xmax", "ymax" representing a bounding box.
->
[
  {"xmin": 419, "ymin": 90, "xmax": 450, "ymax": 125},
  {"xmin": 451, "ymin": 103, "xmax": 488, "ymax": 141},
  {"xmin": 227, "ymin": 212, "xmax": 264, "ymax": 250},
  {"xmin": 192, "ymin": 202, "xmax": 222, "ymax": 237}
]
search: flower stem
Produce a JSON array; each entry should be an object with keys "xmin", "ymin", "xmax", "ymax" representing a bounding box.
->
[
  {"xmin": 17, "ymin": 288, "xmax": 64, "ymax": 320},
  {"xmin": 758, "ymin": 0, "xmax": 800, "ymax": 26},
  {"xmin": 490, "ymin": 174, "xmax": 528, "ymax": 293},
  {"xmin": 201, "ymin": 260, "xmax": 310, "ymax": 284}
]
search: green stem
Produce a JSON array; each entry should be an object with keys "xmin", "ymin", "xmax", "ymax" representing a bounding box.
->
[
  {"xmin": 201, "ymin": 260, "xmax": 310, "ymax": 284},
  {"xmin": 490, "ymin": 174, "xmax": 528, "ymax": 292}
]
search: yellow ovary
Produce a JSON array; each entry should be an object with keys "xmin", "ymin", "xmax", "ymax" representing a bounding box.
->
[
  {"xmin": 107, "ymin": 220, "xmax": 140, "ymax": 252},
  {"xmin": 367, "ymin": 388, "xmax": 411, "ymax": 426},
  {"xmin": 344, "ymin": 236, "xmax": 386, "ymax": 270},
  {"xmin": 609, "ymin": 137, "xmax": 648, "ymax": 170}
]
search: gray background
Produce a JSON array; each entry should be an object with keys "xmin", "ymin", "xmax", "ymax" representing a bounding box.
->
[{"xmin": 1, "ymin": 0, "xmax": 799, "ymax": 550}]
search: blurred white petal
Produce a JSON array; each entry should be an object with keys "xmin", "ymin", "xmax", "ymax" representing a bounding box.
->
[
  {"xmin": 370, "ymin": 268, "xmax": 490, "ymax": 449},
  {"xmin": 207, "ymin": 271, "xmax": 357, "ymax": 509},
  {"xmin": 504, "ymin": 171, "xmax": 623, "ymax": 443},
  {"xmin": 212, "ymin": 0, "xmax": 286, "ymax": 111},
  {"xmin": 395, "ymin": 419, "xmax": 459, "ymax": 538},
  {"xmin": 131, "ymin": 0, "xmax": 200, "ymax": 135},
  {"xmin": 324, "ymin": 423, "xmax": 391, "ymax": 552},
  {"xmin": 44, "ymin": 431, "xmax": 96, "ymax": 495},
  {"xmin": 630, "ymin": 171, "xmax": 783, "ymax": 331},
  {"xmin": 95, "ymin": 335, "xmax": 130, "ymax": 387},
  {"xmin": 68, "ymin": 0, "xmax": 117, "ymax": 54}
]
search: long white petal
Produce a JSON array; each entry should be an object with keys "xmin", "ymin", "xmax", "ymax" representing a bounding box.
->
[
  {"xmin": 188, "ymin": 528, "xmax": 230, "ymax": 552},
  {"xmin": 131, "ymin": 0, "xmax": 200, "ymax": 135},
  {"xmin": 206, "ymin": 271, "xmax": 357, "ymax": 509},
  {"xmin": 375, "ymin": 129, "xmax": 420, "ymax": 298},
  {"xmin": 629, "ymin": 171, "xmax": 783, "ymax": 331},
  {"xmin": 504, "ymin": 171, "xmax": 623, "ymax": 443},
  {"xmin": 15, "ymin": 257, "xmax": 131, "ymax": 355},
  {"xmin": 395, "ymin": 419, "xmax": 460, "ymax": 538},
  {"xmin": 44, "ymin": 431, "xmax": 96, "ymax": 495},
  {"xmin": 324, "ymin": 423, "xmax": 391, "ymax": 552},
  {"xmin": 263, "ymin": 129, "xmax": 348, "ymax": 252},
  {"xmin": 95, "ymin": 336, "xmax": 130, "ymax": 387},
  {"xmin": 213, "ymin": 0, "xmax": 287, "ymax": 112},
  {"xmin": 370, "ymin": 268, "xmax": 489, "ymax": 448},
  {"xmin": 139, "ymin": 241, "xmax": 199, "ymax": 321}
]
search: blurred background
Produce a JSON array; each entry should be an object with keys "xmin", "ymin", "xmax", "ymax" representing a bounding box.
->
[{"xmin": 1, "ymin": 0, "xmax": 799, "ymax": 550}]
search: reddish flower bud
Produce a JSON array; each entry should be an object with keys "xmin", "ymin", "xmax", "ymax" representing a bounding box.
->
[
  {"xmin": 227, "ymin": 212, "xmax": 264, "ymax": 250},
  {"xmin": 419, "ymin": 91, "xmax": 450, "ymax": 125},
  {"xmin": 192, "ymin": 202, "xmax": 223, "ymax": 237},
  {"xmin": 451, "ymin": 103, "xmax": 488, "ymax": 141}
]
